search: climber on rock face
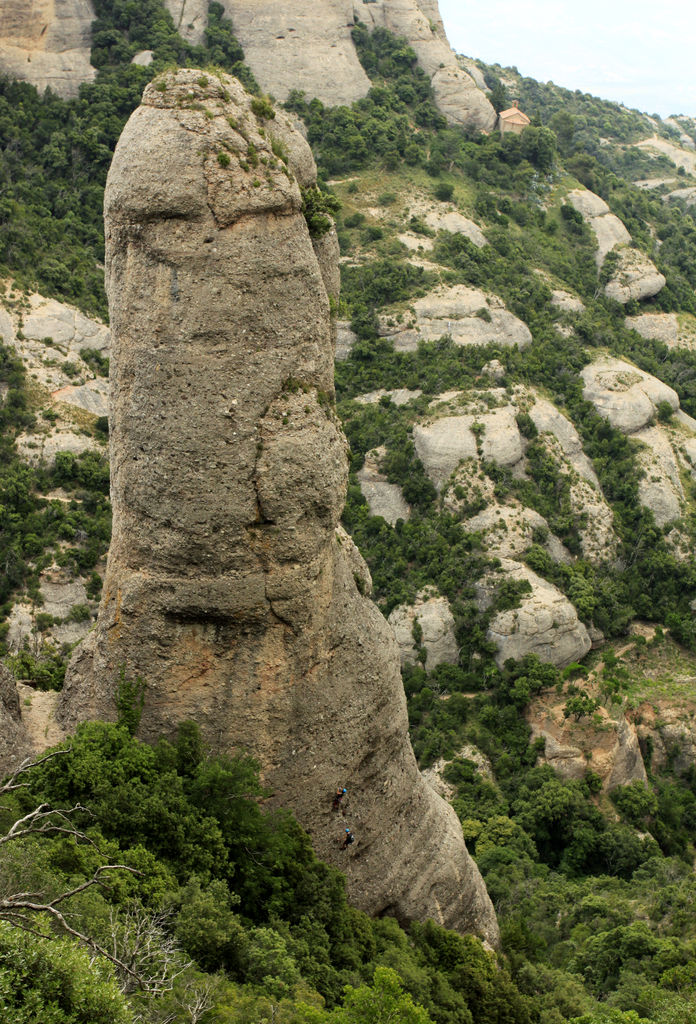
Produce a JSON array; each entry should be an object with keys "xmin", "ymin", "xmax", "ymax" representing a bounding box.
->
[
  {"xmin": 331, "ymin": 787, "xmax": 347, "ymax": 812},
  {"xmin": 340, "ymin": 827, "xmax": 355, "ymax": 850}
]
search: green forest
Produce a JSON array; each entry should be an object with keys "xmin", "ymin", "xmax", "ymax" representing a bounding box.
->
[{"xmin": 2, "ymin": 3, "xmax": 696, "ymax": 1023}]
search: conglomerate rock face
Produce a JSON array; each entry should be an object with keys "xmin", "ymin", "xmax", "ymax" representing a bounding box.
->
[
  {"xmin": 1, "ymin": 0, "xmax": 494, "ymax": 127},
  {"xmin": 164, "ymin": 0, "xmax": 496, "ymax": 130},
  {"xmin": 58, "ymin": 69, "xmax": 498, "ymax": 946},
  {"xmin": 0, "ymin": 0, "xmax": 96, "ymax": 98},
  {"xmin": 0, "ymin": 664, "xmax": 31, "ymax": 777}
]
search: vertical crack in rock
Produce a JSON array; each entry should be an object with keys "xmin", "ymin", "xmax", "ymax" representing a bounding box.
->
[{"xmin": 58, "ymin": 69, "xmax": 498, "ymax": 945}]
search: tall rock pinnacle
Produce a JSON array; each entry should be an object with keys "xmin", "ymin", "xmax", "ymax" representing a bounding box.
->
[{"xmin": 58, "ymin": 69, "xmax": 498, "ymax": 945}]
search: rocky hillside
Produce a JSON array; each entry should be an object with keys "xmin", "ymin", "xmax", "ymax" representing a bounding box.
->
[
  {"xmin": 0, "ymin": 0, "xmax": 495, "ymax": 127},
  {"xmin": 3, "ymin": 5, "xmax": 696, "ymax": 1022}
]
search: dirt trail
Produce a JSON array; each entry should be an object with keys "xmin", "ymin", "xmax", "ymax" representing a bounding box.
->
[{"xmin": 17, "ymin": 683, "xmax": 66, "ymax": 752}]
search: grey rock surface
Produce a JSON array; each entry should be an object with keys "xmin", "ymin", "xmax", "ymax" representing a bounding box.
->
[
  {"xmin": 0, "ymin": 0, "xmax": 96, "ymax": 98},
  {"xmin": 476, "ymin": 560, "xmax": 591, "ymax": 668},
  {"xmin": 388, "ymin": 589, "xmax": 459, "ymax": 672},
  {"xmin": 638, "ymin": 705, "xmax": 696, "ymax": 775},
  {"xmin": 581, "ymin": 357, "xmax": 679, "ymax": 434},
  {"xmin": 626, "ymin": 312, "xmax": 696, "ymax": 350},
  {"xmin": 423, "ymin": 210, "xmax": 488, "ymax": 247},
  {"xmin": 0, "ymin": 664, "xmax": 32, "ymax": 779},
  {"xmin": 551, "ymin": 289, "xmax": 585, "ymax": 313},
  {"xmin": 206, "ymin": 0, "xmax": 496, "ymax": 130},
  {"xmin": 22, "ymin": 293, "xmax": 110, "ymax": 355},
  {"xmin": 442, "ymin": 458, "xmax": 497, "ymax": 516},
  {"xmin": 222, "ymin": 0, "xmax": 373, "ymax": 108},
  {"xmin": 15, "ymin": 429, "xmax": 101, "ymax": 467},
  {"xmin": 58, "ymin": 70, "xmax": 498, "ymax": 945},
  {"xmin": 163, "ymin": 0, "xmax": 208, "ymax": 44},
  {"xmin": 634, "ymin": 425, "xmax": 685, "ymax": 526},
  {"xmin": 567, "ymin": 188, "xmax": 665, "ymax": 302},
  {"xmin": 357, "ymin": 447, "xmax": 411, "ymax": 525},
  {"xmin": 592, "ymin": 218, "xmax": 632, "ymax": 268},
  {"xmin": 567, "ymin": 188, "xmax": 630, "ymax": 266},
  {"xmin": 464, "ymin": 504, "xmax": 571, "ymax": 563},
  {"xmin": 482, "ymin": 359, "xmax": 505, "ymax": 382},
  {"xmin": 383, "ymin": 285, "xmax": 531, "ymax": 351},
  {"xmin": 528, "ymin": 712, "xmax": 647, "ymax": 790},
  {"xmin": 604, "ymin": 248, "xmax": 667, "ymax": 304},
  {"xmin": 414, "ymin": 406, "xmax": 523, "ymax": 491},
  {"xmin": 458, "ymin": 58, "xmax": 488, "ymax": 93},
  {"xmin": 39, "ymin": 576, "xmax": 89, "ymax": 621},
  {"xmin": 335, "ymin": 320, "xmax": 357, "ymax": 362},
  {"xmin": 528, "ymin": 397, "xmax": 617, "ymax": 563},
  {"xmin": 418, "ymin": 388, "xmax": 617, "ymax": 565},
  {"xmin": 0, "ymin": 288, "xmax": 111, "ymax": 397},
  {"xmin": 636, "ymin": 135, "xmax": 696, "ymax": 175},
  {"xmin": 52, "ymin": 379, "xmax": 109, "ymax": 416},
  {"xmin": 422, "ymin": 743, "xmax": 495, "ymax": 800},
  {"xmin": 666, "ymin": 185, "xmax": 696, "ymax": 205},
  {"xmin": 528, "ymin": 397, "xmax": 599, "ymax": 485},
  {"xmin": 131, "ymin": 49, "xmax": 154, "ymax": 66},
  {"xmin": 355, "ymin": 388, "xmax": 423, "ymax": 406}
]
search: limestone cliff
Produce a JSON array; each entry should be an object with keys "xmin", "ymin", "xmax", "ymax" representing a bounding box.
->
[{"xmin": 58, "ymin": 69, "xmax": 498, "ymax": 946}]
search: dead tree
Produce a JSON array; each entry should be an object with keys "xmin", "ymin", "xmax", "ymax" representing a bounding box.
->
[{"xmin": 0, "ymin": 749, "xmax": 190, "ymax": 995}]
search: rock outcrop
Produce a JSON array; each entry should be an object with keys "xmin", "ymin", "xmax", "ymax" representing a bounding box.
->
[
  {"xmin": 581, "ymin": 357, "xmax": 696, "ymax": 531},
  {"xmin": 567, "ymin": 188, "xmax": 665, "ymax": 303},
  {"xmin": 626, "ymin": 311, "xmax": 696, "ymax": 351},
  {"xmin": 414, "ymin": 404, "xmax": 523, "ymax": 491},
  {"xmin": 218, "ymin": 0, "xmax": 495, "ymax": 130},
  {"xmin": 423, "ymin": 209, "xmax": 488, "ymax": 246},
  {"xmin": 666, "ymin": 185, "xmax": 696, "ymax": 206},
  {"xmin": 634, "ymin": 425, "xmax": 685, "ymax": 527},
  {"xmin": 464, "ymin": 504, "xmax": 571, "ymax": 564},
  {"xmin": 604, "ymin": 248, "xmax": 667, "ymax": 305},
  {"xmin": 380, "ymin": 284, "xmax": 532, "ymax": 352},
  {"xmin": 568, "ymin": 188, "xmax": 630, "ymax": 266},
  {"xmin": 388, "ymin": 589, "xmax": 459, "ymax": 671},
  {"xmin": 0, "ymin": 286, "xmax": 110, "ymax": 398},
  {"xmin": 551, "ymin": 289, "xmax": 585, "ymax": 314},
  {"xmin": 475, "ymin": 560, "xmax": 591, "ymax": 669},
  {"xmin": 360, "ymin": 1, "xmax": 495, "ymax": 130},
  {"xmin": 527, "ymin": 699, "xmax": 647, "ymax": 791},
  {"xmin": 0, "ymin": 664, "xmax": 31, "ymax": 778},
  {"xmin": 636, "ymin": 135, "xmax": 696, "ymax": 176},
  {"xmin": 0, "ymin": 0, "xmax": 96, "ymax": 98},
  {"xmin": 357, "ymin": 447, "xmax": 411, "ymax": 525},
  {"xmin": 162, "ymin": 0, "xmax": 495, "ymax": 130},
  {"xmin": 528, "ymin": 398, "xmax": 617, "ymax": 564},
  {"xmin": 58, "ymin": 70, "xmax": 498, "ymax": 945},
  {"xmin": 422, "ymin": 743, "xmax": 495, "ymax": 800},
  {"xmin": 411, "ymin": 387, "xmax": 617, "ymax": 566},
  {"xmin": 335, "ymin": 320, "xmax": 357, "ymax": 361},
  {"xmin": 0, "ymin": 0, "xmax": 494, "ymax": 127},
  {"xmin": 635, "ymin": 702, "xmax": 696, "ymax": 776},
  {"xmin": 162, "ymin": 0, "xmax": 208, "ymax": 45},
  {"xmin": 581, "ymin": 357, "xmax": 679, "ymax": 435}
]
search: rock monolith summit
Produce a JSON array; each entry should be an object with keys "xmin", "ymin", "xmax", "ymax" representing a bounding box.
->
[{"xmin": 59, "ymin": 69, "xmax": 498, "ymax": 946}]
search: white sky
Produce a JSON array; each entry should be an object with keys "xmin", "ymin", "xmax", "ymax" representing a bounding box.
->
[{"xmin": 438, "ymin": 0, "xmax": 696, "ymax": 118}]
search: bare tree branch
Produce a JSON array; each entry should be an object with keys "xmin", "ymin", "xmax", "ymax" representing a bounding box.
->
[
  {"xmin": 107, "ymin": 905, "xmax": 192, "ymax": 996},
  {"xmin": 0, "ymin": 748, "xmax": 71, "ymax": 796},
  {"xmin": 0, "ymin": 749, "xmax": 191, "ymax": 999},
  {"xmin": 0, "ymin": 864, "xmax": 144, "ymax": 987},
  {"xmin": 0, "ymin": 803, "xmax": 97, "ymax": 847}
]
